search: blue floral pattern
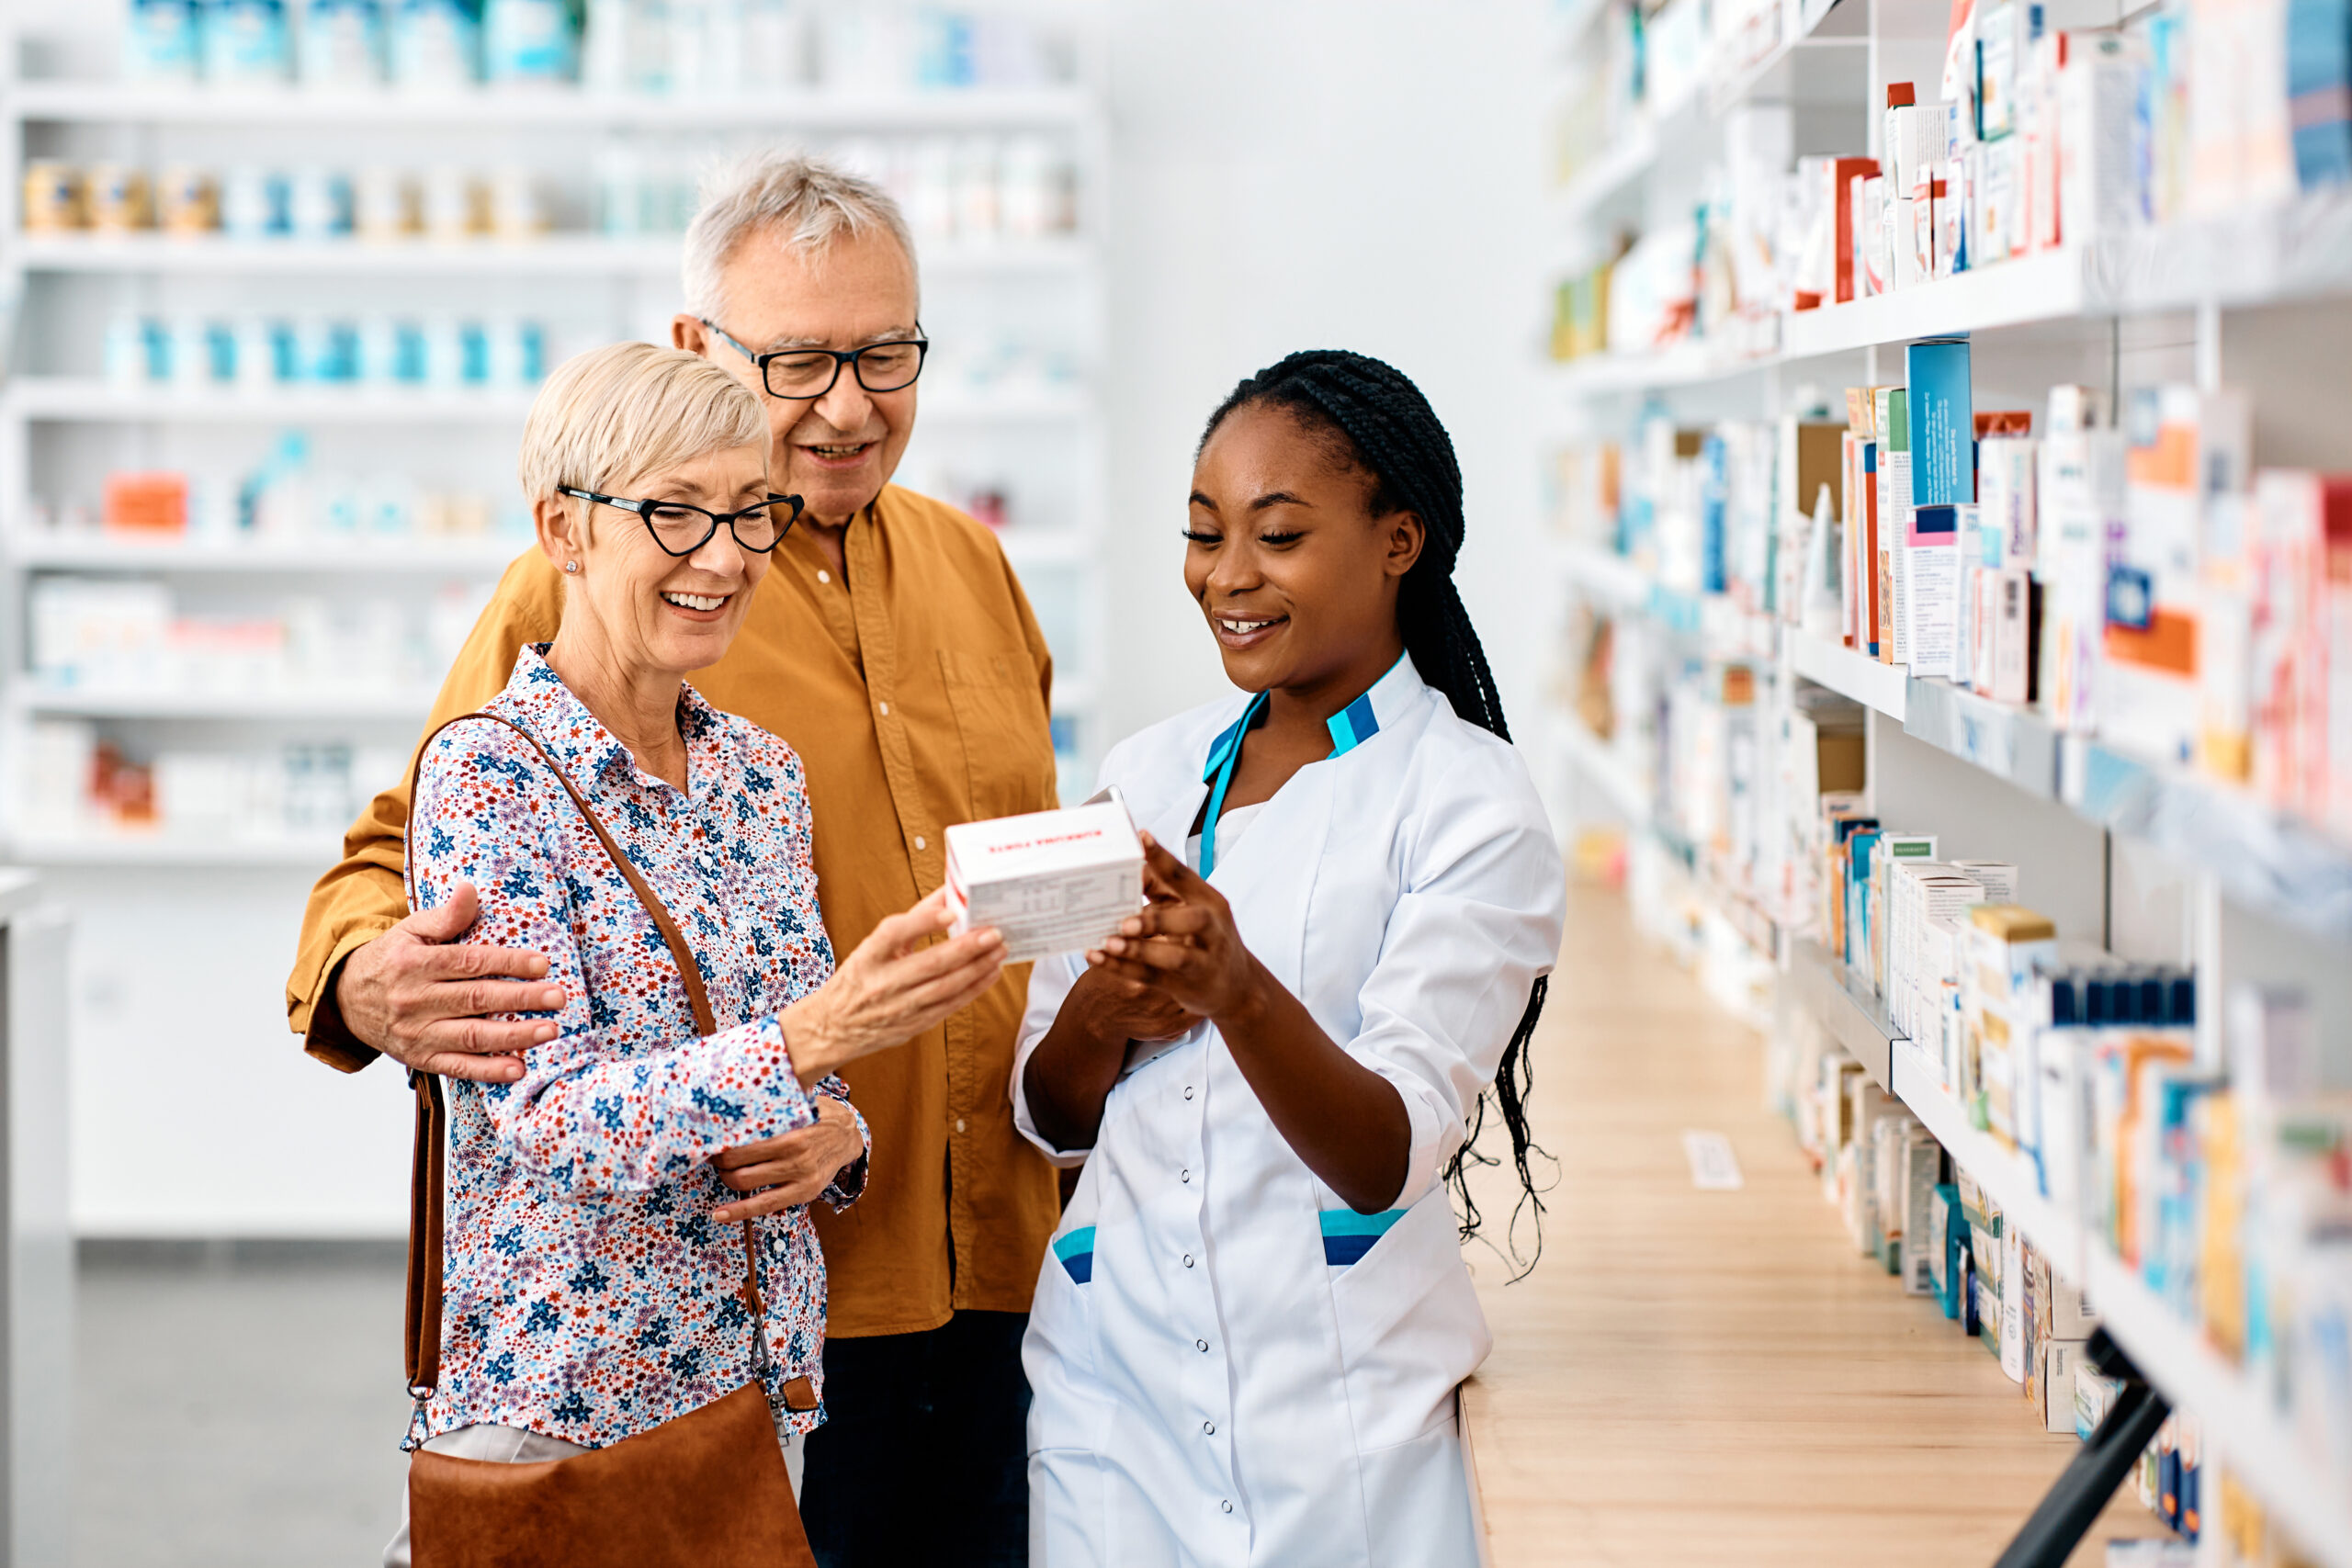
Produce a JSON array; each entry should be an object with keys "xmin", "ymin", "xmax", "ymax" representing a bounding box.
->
[{"xmin": 405, "ymin": 644, "xmax": 861, "ymax": 1450}]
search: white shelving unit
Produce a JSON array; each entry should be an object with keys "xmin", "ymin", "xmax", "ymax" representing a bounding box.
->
[
  {"xmin": 1539, "ymin": 0, "xmax": 2352, "ymax": 1558},
  {"xmin": 0, "ymin": 50, "xmax": 1113, "ymax": 869}
]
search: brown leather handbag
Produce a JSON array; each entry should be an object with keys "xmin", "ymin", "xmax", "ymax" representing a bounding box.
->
[{"xmin": 402, "ymin": 712, "xmax": 819, "ymax": 1568}]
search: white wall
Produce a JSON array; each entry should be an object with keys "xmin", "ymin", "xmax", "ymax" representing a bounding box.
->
[
  {"xmin": 1094, "ymin": 0, "xmax": 1550, "ymax": 754},
  {"xmin": 53, "ymin": 0, "xmax": 1553, "ymax": 1235}
]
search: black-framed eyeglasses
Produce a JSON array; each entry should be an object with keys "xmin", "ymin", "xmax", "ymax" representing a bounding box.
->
[
  {"xmin": 558, "ymin": 487, "xmax": 806, "ymax": 557},
  {"xmin": 700, "ymin": 319, "xmax": 930, "ymax": 400}
]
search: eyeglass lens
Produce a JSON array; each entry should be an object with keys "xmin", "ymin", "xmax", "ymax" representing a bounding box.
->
[
  {"xmin": 642, "ymin": 502, "xmax": 791, "ymax": 554},
  {"xmin": 763, "ymin": 341, "xmax": 925, "ymax": 400}
]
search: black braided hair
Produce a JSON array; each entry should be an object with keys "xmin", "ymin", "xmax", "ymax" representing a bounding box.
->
[{"xmin": 1198, "ymin": 349, "xmax": 1554, "ymax": 1276}]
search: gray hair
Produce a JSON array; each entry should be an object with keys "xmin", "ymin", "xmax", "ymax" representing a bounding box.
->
[
  {"xmin": 682, "ymin": 150, "xmax": 919, "ymax": 323},
  {"xmin": 518, "ymin": 341, "xmax": 766, "ymax": 508}
]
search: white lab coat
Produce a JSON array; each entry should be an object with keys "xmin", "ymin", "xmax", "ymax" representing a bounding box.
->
[{"xmin": 1012, "ymin": 657, "xmax": 1566, "ymax": 1568}]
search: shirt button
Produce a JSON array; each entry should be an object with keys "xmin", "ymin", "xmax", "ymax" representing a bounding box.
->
[
  {"xmin": 1220, "ymin": 1500, "xmax": 1234, "ymax": 1515},
  {"xmin": 1182, "ymin": 1253, "xmax": 1194, "ymax": 1268},
  {"xmin": 913, "ymin": 835, "xmax": 927, "ymax": 851},
  {"xmin": 1195, "ymin": 1337, "xmax": 1209, "ymax": 1352},
  {"xmin": 877, "ymin": 701, "xmax": 890, "ymax": 716},
  {"xmin": 815, "ymin": 570, "xmax": 830, "ymax": 584},
  {"xmin": 1181, "ymin": 1168, "xmax": 1190, "ymax": 1182},
  {"xmin": 1183, "ymin": 1086, "xmax": 1194, "ymax": 1100},
  {"xmin": 1203, "ymin": 1419, "xmax": 1216, "ymax": 1435},
  {"xmin": 955, "ymin": 1118, "xmax": 967, "ymax": 1134}
]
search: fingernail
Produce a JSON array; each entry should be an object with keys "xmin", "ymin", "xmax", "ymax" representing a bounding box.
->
[
  {"xmin": 1121, "ymin": 919, "xmax": 1142, "ymax": 935},
  {"xmin": 1105, "ymin": 937, "xmax": 1125, "ymax": 954},
  {"xmin": 535, "ymin": 1023, "xmax": 556, "ymax": 1043},
  {"xmin": 541, "ymin": 988, "xmax": 565, "ymax": 1009}
]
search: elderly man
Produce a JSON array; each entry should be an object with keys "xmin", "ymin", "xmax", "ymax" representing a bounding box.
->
[{"xmin": 287, "ymin": 152, "xmax": 1079, "ymax": 1566}]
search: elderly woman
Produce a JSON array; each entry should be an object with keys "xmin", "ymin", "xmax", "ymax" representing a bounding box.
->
[{"xmin": 383, "ymin": 341, "xmax": 1003, "ymax": 1566}]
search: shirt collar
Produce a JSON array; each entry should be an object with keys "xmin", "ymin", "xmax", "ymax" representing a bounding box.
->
[
  {"xmin": 501, "ymin": 643, "xmax": 727, "ymax": 795},
  {"xmin": 1199, "ymin": 652, "xmax": 1420, "ymax": 784}
]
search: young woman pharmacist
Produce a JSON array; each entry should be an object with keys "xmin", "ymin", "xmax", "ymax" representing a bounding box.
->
[{"xmin": 1013, "ymin": 350, "xmax": 1566, "ymax": 1567}]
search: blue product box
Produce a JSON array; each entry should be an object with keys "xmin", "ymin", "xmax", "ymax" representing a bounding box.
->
[{"xmin": 1905, "ymin": 337, "xmax": 1974, "ymax": 507}]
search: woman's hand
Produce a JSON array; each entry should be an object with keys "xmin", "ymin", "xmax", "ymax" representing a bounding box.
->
[
  {"xmin": 780, "ymin": 887, "xmax": 1004, "ymax": 1085},
  {"xmin": 1090, "ymin": 832, "xmax": 1410, "ymax": 1213},
  {"xmin": 709, "ymin": 1095, "xmax": 865, "ymax": 1223},
  {"xmin": 1058, "ymin": 961, "xmax": 1195, "ymax": 1051},
  {"xmin": 1087, "ymin": 833, "xmax": 1268, "ymax": 1024}
]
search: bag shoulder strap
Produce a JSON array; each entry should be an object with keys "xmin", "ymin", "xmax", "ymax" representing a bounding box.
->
[{"xmin": 402, "ymin": 710, "xmax": 769, "ymax": 1399}]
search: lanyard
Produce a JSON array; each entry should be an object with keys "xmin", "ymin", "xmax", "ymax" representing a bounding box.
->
[{"xmin": 1196, "ymin": 692, "xmax": 1268, "ymax": 878}]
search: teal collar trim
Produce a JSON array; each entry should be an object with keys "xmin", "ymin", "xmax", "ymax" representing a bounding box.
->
[{"xmin": 1194, "ymin": 656, "xmax": 1408, "ymax": 877}]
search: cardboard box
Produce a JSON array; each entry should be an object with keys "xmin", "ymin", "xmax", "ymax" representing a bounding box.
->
[{"xmin": 944, "ymin": 795, "xmax": 1144, "ymax": 963}]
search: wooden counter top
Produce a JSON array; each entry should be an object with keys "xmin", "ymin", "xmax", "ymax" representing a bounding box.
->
[{"xmin": 1461, "ymin": 883, "xmax": 2167, "ymax": 1567}]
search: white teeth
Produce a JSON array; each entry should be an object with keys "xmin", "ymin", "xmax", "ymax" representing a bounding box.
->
[
  {"xmin": 662, "ymin": 592, "xmax": 727, "ymax": 612},
  {"xmin": 1218, "ymin": 618, "xmax": 1275, "ymax": 634},
  {"xmin": 808, "ymin": 443, "xmax": 866, "ymax": 457}
]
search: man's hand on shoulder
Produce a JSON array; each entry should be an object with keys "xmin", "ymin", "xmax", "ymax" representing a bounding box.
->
[{"xmin": 334, "ymin": 882, "xmax": 562, "ymax": 1083}]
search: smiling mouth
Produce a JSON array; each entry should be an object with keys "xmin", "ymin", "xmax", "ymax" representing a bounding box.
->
[
  {"xmin": 662, "ymin": 591, "xmax": 731, "ymax": 613},
  {"xmin": 803, "ymin": 441, "xmax": 873, "ymax": 461},
  {"xmin": 1212, "ymin": 614, "xmax": 1286, "ymax": 648}
]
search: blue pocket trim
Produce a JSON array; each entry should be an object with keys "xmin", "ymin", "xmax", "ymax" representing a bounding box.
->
[
  {"xmin": 1318, "ymin": 1207, "xmax": 1405, "ymax": 1266},
  {"xmin": 1053, "ymin": 1225, "xmax": 1095, "ymax": 1283}
]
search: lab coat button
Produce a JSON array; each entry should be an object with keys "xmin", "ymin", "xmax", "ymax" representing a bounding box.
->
[
  {"xmin": 1182, "ymin": 1086, "xmax": 1193, "ymax": 1100},
  {"xmin": 1203, "ymin": 1420, "xmax": 1216, "ymax": 1435},
  {"xmin": 1180, "ymin": 1168, "xmax": 1190, "ymax": 1182},
  {"xmin": 1220, "ymin": 1500, "xmax": 1234, "ymax": 1515},
  {"xmin": 1182, "ymin": 1253, "xmax": 1194, "ymax": 1268},
  {"xmin": 1195, "ymin": 1337, "xmax": 1209, "ymax": 1352}
]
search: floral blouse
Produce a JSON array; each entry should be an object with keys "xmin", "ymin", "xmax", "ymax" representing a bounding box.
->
[{"xmin": 405, "ymin": 644, "xmax": 863, "ymax": 1450}]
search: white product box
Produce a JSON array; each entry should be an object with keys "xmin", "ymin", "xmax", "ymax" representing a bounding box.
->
[{"xmin": 944, "ymin": 794, "xmax": 1144, "ymax": 963}]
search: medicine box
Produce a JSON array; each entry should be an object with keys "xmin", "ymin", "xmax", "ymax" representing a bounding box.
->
[{"xmin": 944, "ymin": 795, "xmax": 1145, "ymax": 964}]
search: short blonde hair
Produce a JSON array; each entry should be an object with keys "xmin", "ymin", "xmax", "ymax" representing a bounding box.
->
[
  {"xmin": 518, "ymin": 341, "xmax": 767, "ymax": 508},
  {"xmin": 683, "ymin": 149, "xmax": 917, "ymax": 322}
]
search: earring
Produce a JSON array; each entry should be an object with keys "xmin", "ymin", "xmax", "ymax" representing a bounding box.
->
[{"xmin": 563, "ymin": 561, "xmax": 580, "ymax": 574}]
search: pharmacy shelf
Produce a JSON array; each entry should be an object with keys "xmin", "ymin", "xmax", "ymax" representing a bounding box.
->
[
  {"xmin": 4, "ymin": 531, "xmax": 519, "ymax": 574},
  {"xmin": 1571, "ymin": 190, "xmax": 2352, "ymax": 396},
  {"xmin": 1785, "ymin": 629, "xmax": 1905, "ymax": 720},
  {"xmin": 8, "ymin": 232, "xmax": 1091, "ymax": 278},
  {"xmin": 3, "ymin": 378, "xmax": 1090, "ymax": 425},
  {"xmin": 1883, "ymin": 1041, "xmax": 2352, "ymax": 1568},
  {"xmin": 1904, "ymin": 678, "xmax": 2061, "ymax": 801},
  {"xmin": 1787, "ymin": 938, "xmax": 1900, "ymax": 1092},
  {"xmin": 13, "ymin": 686, "xmax": 435, "ymax": 721},
  {"xmin": 2062, "ymin": 738, "xmax": 2352, "ymax": 943},
  {"xmin": 1554, "ymin": 118, "xmax": 1661, "ymax": 227},
  {"xmin": 5, "ymin": 80, "xmax": 1092, "ymax": 130},
  {"xmin": 1783, "ymin": 628, "xmax": 2352, "ymax": 939},
  {"xmin": 1547, "ymin": 339, "xmax": 1776, "ymax": 397},
  {"xmin": 1780, "ymin": 247, "xmax": 2090, "ymax": 361},
  {"xmin": 1553, "ymin": 541, "xmax": 1653, "ymax": 609},
  {"xmin": 0, "ymin": 833, "xmax": 341, "ymax": 868},
  {"xmin": 1558, "ymin": 716, "xmax": 1651, "ymax": 828}
]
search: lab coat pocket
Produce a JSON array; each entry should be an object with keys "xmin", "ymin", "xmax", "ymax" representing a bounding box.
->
[
  {"xmin": 938, "ymin": 649, "xmax": 1056, "ymax": 819},
  {"xmin": 1023, "ymin": 1239, "xmax": 1115, "ymax": 1457},
  {"xmin": 1326, "ymin": 1188, "xmax": 1491, "ymax": 1453}
]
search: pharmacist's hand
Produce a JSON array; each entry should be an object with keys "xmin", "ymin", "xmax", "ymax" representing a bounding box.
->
[
  {"xmin": 1060, "ymin": 961, "xmax": 1195, "ymax": 1050},
  {"xmin": 334, "ymin": 882, "xmax": 562, "ymax": 1084},
  {"xmin": 779, "ymin": 888, "xmax": 1005, "ymax": 1084},
  {"xmin": 1087, "ymin": 834, "xmax": 1264, "ymax": 1023},
  {"xmin": 710, "ymin": 1096, "xmax": 865, "ymax": 1222}
]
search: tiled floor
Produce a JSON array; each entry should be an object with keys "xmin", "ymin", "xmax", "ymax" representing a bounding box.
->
[{"xmin": 75, "ymin": 1242, "xmax": 411, "ymax": 1568}]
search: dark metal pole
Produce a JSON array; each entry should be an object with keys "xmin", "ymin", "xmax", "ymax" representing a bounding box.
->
[{"xmin": 1992, "ymin": 1329, "xmax": 2173, "ymax": 1568}]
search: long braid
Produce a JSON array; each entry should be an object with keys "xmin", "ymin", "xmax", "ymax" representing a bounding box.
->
[{"xmin": 1199, "ymin": 349, "xmax": 1554, "ymax": 1276}]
